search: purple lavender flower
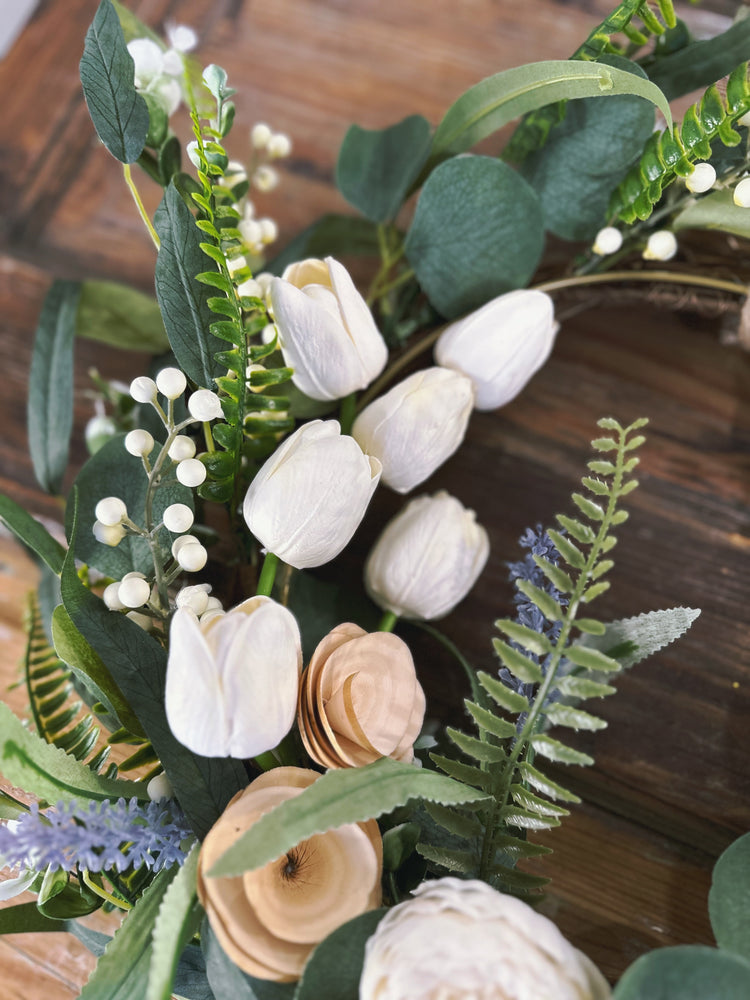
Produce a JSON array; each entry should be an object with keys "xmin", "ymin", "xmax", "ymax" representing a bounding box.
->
[{"xmin": 0, "ymin": 797, "xmax": 193, "ymax": 875}]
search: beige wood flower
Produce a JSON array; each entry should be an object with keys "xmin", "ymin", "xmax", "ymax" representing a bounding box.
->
[
  {"xmin": 298, "ymin": 623, "xmax": 426, "ymax": 768},
  {"xmin": 197, "ymin": 766, "xmax": 383, "ymax": 982}
]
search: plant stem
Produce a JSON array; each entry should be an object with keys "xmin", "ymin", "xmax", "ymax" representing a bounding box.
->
[
  {"xmin": 81, "ymin": 871, "xmax": 132, "ymax": 910},
  {"xmin": 339, "ymin": 392, "xmax": 357, "ymax": 435},
  {"xmin": 256, "ymin": 552, "xmax": 279, "ymax": 597},
  {"xmin": 378, "ymin": 610, "xmax": 398, "ymax": 632},
  {"xmin": 122, "ymin": 164, "xmax": 160, "ymax": 251},
  {"xmin": 536, "ymin": 269, "xmax": 748, "ymax": 298}
]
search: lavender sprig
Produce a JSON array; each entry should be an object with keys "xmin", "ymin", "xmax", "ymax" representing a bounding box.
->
[{"xmin": 0, "ymin": 797, "xmax": 194, "ymax": 875}]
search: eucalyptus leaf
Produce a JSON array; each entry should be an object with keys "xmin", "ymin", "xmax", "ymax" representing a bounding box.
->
[
  {"xmin": 148, "ymin": 845, "xmax": 203, "ymax": 1000},
  {"xmin": 202, "ymin": 921, "xmax": 295, "ymax": 1000},
  {"xmin": 427, "ymin": 59, "xmax": 672, "ymax": 168},
  {"xmin": 646, "ymin": 16, "xmax": 750, "ymax": 102},
  {"xmin": 580, "ymin": 607, "xmax": 701, "ymax": 670},
  {"xmin": 210, "ymin": 757, "xmax": 490, "ymax": 878},
  {"xmin": 404, "ymin": 155, "xmax": 544, "ymax": 317},
  {"xmin": 79, "ymin": 0, "xmax": 149, "ymax": 164},
  {"xmin": 336, "ymin": 115, "xmax": 432, "ymax": 222},
  {"xmin": 77, "ymin": 281, "xmax": 169, "ymax": 353},
  {"xmin": 27, "ymin": 280, "xmax": 80, "ymax": 494},
  {"xmin": 0, "ymin": 494, "xmax": 66, "ymax": 574},
  {"xmin": 294, "ymin": 909, "xmax": 387, "ymax": 1000},
  {"xmin": 266, "ymin": 214, "xmax": 381, "ymax": 276},
  {"xmin": 709, "ymin": 832, "xmax": 750, "ymax": 961},
  {"xmin": 154, "ymin": 183, "xmax": 224, "ymax": 387},
  {"xmin": 0, "ymin": 700, "xmax": 148, "ymax": 803},
  {"xmin": 614, "ymin": 945, "xmax": 750, "ymax": 999},
  {"xmin": 674, "ymin": 189, "xmax": 750, "ymax": 241},
  {"xmin": 65, "ymin": 433, "xmax": 193, "ymax": 579}
]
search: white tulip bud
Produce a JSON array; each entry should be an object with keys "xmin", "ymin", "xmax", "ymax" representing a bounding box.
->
[
  {"xmin": 130, "ymin": 376, "xmax": 157, "ymax": 404},
  {"xmin": 118, "ymin": 576, "xmax": 151, "ymax": 608},
  {"xmin": 93, "ymin": 521, "xmax": 126, "ymax": 547},
  {"xmin": 643, "ymin": 230, "xmax": 678, "ymax": 261},
  {"xmin": 252, "ymin": 165, "xmax": 279, "ymax": 192},
  {"xmin": 267, "ymin": 133, "xmax": 292, "ymax": 158},
  {"xmin": 175, "ymin": 583, "xmax": 212, "ymax": 616},
  {"xmin": 147, "ymin": 772, "xmax": 174, "ymax": 802},
  {"xmin": 168, "ymin": 434, "xmax": 196, "ymax": 461},
  {"xmin": 127, "ymin": 38, "xmax": 163, "ymax": 89},
  {"xmin": 733, "ymin": 177, "xmax": 750, "ymax": 207},
  {"xmin": 94, "ymin": 496, "xmax": 127, "ymax": 526},
  {"xmin": 435, "ymin": 289, "xmax": 557, "ymax": 411},
  {"xmin": 176, "ymin": 458, "xmax": 207, "ymax": 487},
  {"xmin": 243, "ymin": 420, "xmax": 381, "ymax": 569},
  {"xmin": 163, "ymin": 503, "xmax": 194, "ymax": 533},
  {"xmin": 125, "ymin": 429, "xmax": 155, "ymax": 457},
  {"xmin": 365, "ymin": 492, "xmax": 489, "ymax": 620},
  {"xmin": 177, "ymin": 541, "xmax": 207, "ymax": 572},
  {"xmin": 165, "ymin": 597, "xmax": 302, "ymax": 758},
  {"xmin": 592, "ymin": 226, "xmax": 623, "ymax": 256},
  {"xmin": 250, "ymin": 122, "xmax": 272, "ymax": 149},
  {"xmin": 172, "ymin": 534, "xmax": 200, "ymax": 559},
  {"xmin": 103, "ymin": 582, "xmax": 126, "ymax": 610},
  {"xmin": 271, "ymin": 257, "xmax": 387, "ymax": 401},
  {"xmin": 685, "ymin": 162, "xmax": 716, "ymax": 194},
  {"xmin": 188, "ymin": 389, "xmax": 223, "ymax": 422},
  {"xmin": 360, "ymin": 878, "xmax": 612, "ymax": 1000},
  {"xmin": 352, "ymin": 367, "xmax": 474, "ymax": 494},
  {"xmin": 156, "ymin": 367, "xmax": 187, "ymax": 399}
]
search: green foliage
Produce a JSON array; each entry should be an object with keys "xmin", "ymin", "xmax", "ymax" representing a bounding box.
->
[
  {"xmin": 37, "ymin": 867, "xmax": 102, "ymax": 919},
  {"xmin": 294, "ymin": 909, "xmax": 388, "ymax": 1000},
  {"xmin": 202, "ymin": 921, "xmax": 295, "ymax": 999},
  {"xmin": 77, "ymin": 281, "xmax": 169, "ymax": 353},
  {"xmin": 709, "ymin": 832, "xmax": 750, "ymax": 962},
  {"xmin": 0, "ymin": 494, "xmax": 66, "ymax": 574},
  {"xmin": 610, "ymin": 64, "xmax": 750, "ymax": 223},
  {"xmin": 336, "ymin": 115, "xmax": 432, "ymax": 222},
  {"xmin": 79, "ymin": 0, "xmax": 149, "ymax": 164},
  {"xmin": 27, "ymin": 280, "xmax": 79, "ymax": 494},
  {"xmin": 404, "ymin": 156, "xmax": 544, "ymax": 318},
  {"xmin": 147, "ymin": 846, "xmax": 203, "ymax": 1000},
  {"xmin": 579, "ymin": 606, "xmax": 700, "ymax": 672},
  {"xmin": 613, "ymin": 946, "xmax": 750, "ymax": 999},
  {"xmin": 645, "ymin": 16, "xmax": 750, "ymax": 103},
  {"xmin": 425, "ymin": 418, "xmax": 649, "ymax": 895},
  {"xmin": 674, "ymin": 188, "xmax": 750, "ymax": 241},
  {"xmin": 266, "ymin": 214, "xmax": 380, "ymax": 275}
]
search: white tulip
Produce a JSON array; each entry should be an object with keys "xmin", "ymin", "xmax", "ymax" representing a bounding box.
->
[
  {"xmin": 165, "ymin": 597, "xmax": 301, "ymax": 758},
  {"xmin": 365, "ymin": 491, "xmax": 489, "ymax": 620},
  {"xmin": 351, "ymin": 367, "xmax": 474, "ymax": 494},
  {"xmin": 435, "ymin": 289, "xmax": 557, "ymax": 411},
  {"xmin": 270, "ymin": 257, "xmax": 388, "ymax": 401},
  {"xmin": 243, "ymin": 420, "xmax": 381, "ymax": 569},
  {"xmin": 360, "ymin": 877, "xmax": 612, "ymax": 1000}
]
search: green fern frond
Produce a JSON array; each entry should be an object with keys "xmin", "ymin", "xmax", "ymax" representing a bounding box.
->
[{"xmin": 610, "ymin": 64, "xmax": 750, "ymax": 223}]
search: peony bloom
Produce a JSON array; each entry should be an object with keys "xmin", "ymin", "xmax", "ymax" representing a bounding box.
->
[
  {"xmin": 351, "ymin": 367, "xmax": 475, "ymax": 494},
  {"xmin": 270, "ymin": 257, "xmax": 388, "ymax": 401},
  {"xmin": 197, "ymin": 767, "xmax": 382, "ymax": 981},
  {"xmin": 165, "ymin": 596, "xmax": 301, "ymax": 758},
  {"xmin": 365, "ymin": 491, "xmax": 489, "ymax": 621},
  {"xmin": 434, "ymin": 289, "xmax": 557, "ymax": 411},
  {"xmin": 359, "ymin": 877, "xmax": 612, "ymax": 1000},
  {"xmin": 298, "ymin": 624, "xmax": 426, "ymax": 768},
  {"xmin": 242, "ymin": 420, "xmax": 381, "ymax": 569}
]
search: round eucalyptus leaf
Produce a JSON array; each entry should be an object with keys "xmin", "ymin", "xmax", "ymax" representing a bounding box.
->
[
  {"xmin": 294, "ymin": 909, "xmax": 387, "ymax": 1000},
  {"xmin": 614, "ymin": 946, "xmax": 750, "ymax": 999},
  {"xmin": 405, "ymin": 156, "xmax": 544, "ymax": 318},
  {"xmin": 709, "ymin": 832, "xmax": 750, "ymax": 960}
]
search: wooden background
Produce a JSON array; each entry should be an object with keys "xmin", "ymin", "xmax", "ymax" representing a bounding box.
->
[{"xmin": 1, "ymin": 0, "xmax": 749, "ymax": 995}]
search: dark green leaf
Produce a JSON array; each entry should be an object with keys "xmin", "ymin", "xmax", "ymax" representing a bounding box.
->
[
  {"xmin": 382, "ymin": 822, "xmax": 421, "ymax": 871},
  {"xmin": 0, "ymin": 902, "xmax": 69, "ymax": 935},
  {"xmin": 79, "ymin": 0, "xmax": 149, "ymax": 163},
  {"xmin": 0, "ymin": 494, "xmax": 66, "ymax": 573},
  {"xmin": 286, "ymin": 570, "xmax": 379, "ymax": 662},
  {"xmin": 674, "ymin": 188, "xmax": 750, "ymax": 241},
  {"xmin": 77, "ymin": 281, "xmax": 169, "ymax": 352},
  {"xmin": 28, "ymin": 280, "xmax": 80, "ymax": 494},
  {"xmin": 709, "ymin": 832, "xmax": 750, "ymax": 961},
  {"xmin": 295, "ymin": 909, "xmax": 387, "ymax": 1000},
  {"xmin": 516, "ymin": 761, "xmax": 581, "ymax": 803},
  {"xmin": 265, "ymin": 214, "xmax": 381, "ymax": 276},
  {"xmin": 202, "ymin": 921, "xmax": 295, "ymax": 1000},
  {"xmin": 336, "ymin": 115, "xmax": 432, "ymax": 222},
  {"xmin": 416, "ymin": 843, "xmax": 477, "ymax": 874},
  {"xmin": 646, "ymin": 17, "xmax": 750, "ymax": 102},
  {"xmin": 614, "ymin": 945, "xmax": 750, "ymax": 999},
  {"xmin": 424, "ymin": 801, "xmax": 482, "ymax": 840},
  {"xmin": 154, "ymin": 183, "xmax": 224, "ymax": 387},
  {"xmin": 148, "ymin": 846, "xmax": 203, "ymax": 1000},
  {"xmin": 405, "ymin": 156, "xmax": 544, "ymax": 318}
]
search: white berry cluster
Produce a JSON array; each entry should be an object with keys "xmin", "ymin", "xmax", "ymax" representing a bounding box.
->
[{"xmin": 126, "ymin": 24, "xmax": 198, "ymax": 118}]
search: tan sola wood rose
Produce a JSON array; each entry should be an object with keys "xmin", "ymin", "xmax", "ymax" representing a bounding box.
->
[{"xmin": 197, "ymin": 767, "xmax": 383, "ymax": 982}]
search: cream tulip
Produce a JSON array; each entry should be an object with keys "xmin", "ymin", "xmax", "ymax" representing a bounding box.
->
[
  {"xmin": 242, "ymin": 420, "xmax": 381, "ymax": 569},
  {"xmin": 365, "ymin": 491, "xmax": 489, "ymax": 620},
  {"xmin": 435, "ymin": 289, "xmax": 557, "ymax": 411},
  {"xmin": 165, "ymin": 596, "xmax": 301, "ymax": 758},
  {"xmin": 270, "ymin": 256, "xmax": 388, "ymax": 401},
  {"xmin": 351, "ymin": 367, "xmax": 474, "ymax": 493},
  {"xmin": 360, "ymin": 877, "xmax": 612, "ymax": 1000}
]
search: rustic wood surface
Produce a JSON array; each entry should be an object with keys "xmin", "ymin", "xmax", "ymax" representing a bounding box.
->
[{"xmin": 1, "ymin": 0, "xmax": 749, "ymax": 995}]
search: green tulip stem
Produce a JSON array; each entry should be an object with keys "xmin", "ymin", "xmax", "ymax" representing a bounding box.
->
[
  {"xmin": 256, "ymin": 551, "xmax": 280, "ymax": 597},
  {"xmin": 378, "ymin": 610, "xmax": 399, "ymax": 633},
  {"xmin": 339, "ymin": 392, "xmax": 357, "ymax": 435}
]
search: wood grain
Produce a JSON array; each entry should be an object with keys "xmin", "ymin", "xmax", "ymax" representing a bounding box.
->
[{"xmin": 0, "ymin": 0, "xmax": 748, "ymax": 995}]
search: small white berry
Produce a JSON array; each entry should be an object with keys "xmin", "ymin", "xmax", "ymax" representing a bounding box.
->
[
  {"xmin": 103, "ymin": 582, "xmax": 126, "ymax": 610},
  {"xmin": 176, "ymin": 583, "xmax": 211, "ymax": 615},
  {"xmin": 261, "ymin": 323, "xmax": 277, "ymax": 345},
  {"xmin": 252, "ymin": 165, "xmax": 279, "ymax": 192},
  {"xmin": 168, "ymin": 435, "xmax": 196, "ymax": 461},
  {"xmin": 172, "ymin": 534, "xmax": 200, "ymax": 559},
  {"xmin": 93, "ymin": 521, "xmax": 126, "ymax": 547},
  {"xmin": 237, "ymin": 277, "xmax": 262, "ymax": 299},
  {"xmin": 239, "ymin": 218, "xmax": 263, "ymax": 248},
  {"xmin": 177, "ymin": 541, "xmax": 208, "ymax": 572},
  {"xmin": 156, "ymin": 367, "xmax": 187, "ymax": 400},
  {"xmin": 685, "ymin": 162, "xmax": 716, "ymax": 194},
  {"xmin": 163, "ymin": 503, "xmax": 194, "ymax": 533},
  {"xmin": 176, "ymin": 459, "xmax": 207, "ymax": 487},
  {"xmin": 643, "ymin": 230, "xmax": 678, "ymax": 261},
  {"xmin": 592, "ymin": 226, "xmax": 623, "ymax": 256},
  {"xmin": 95, "ymin": 496, "xmax": 127, "ymax": 526},
  {"xmin": 130, "ymin": 376, "xmax": 157, "ymax": 404},
  {"xmin": 188, "ymin": 390, "xmax": 223, "ymax": 422},
  {"xmin": 166, "ymin": 24, "xmax": 197, "ymax": 53},
  {"xmin": 733, "ymin": 177, "xmax": 750, "ymax": 207},
  {"xmin": 118, "ymin": 576, "xmax": 151, "ymax": 608},
  {"xmin": 125, "ymin": 429, "xmax": 155, "ymax": 457},
  {"xmin": 255, "ymin": 272, "xmax": 274, "ymax": 297},
  {"xmin": 227, "ymin": 253, "xmax": 249, "ymax": 275},
  {"xmin": 258, "ymin": 218, "xmax": 278, "ymax": 244},
  {"xmin": 147, "ymin": 772, "xmax": 174, "ymax": 802},
  {"xmin": 267, "ymin": 133, "xmax": 291, "ymax": 158},
  {"xmin": 204, "ymin": 596, "xmax": 223, "ymax": 613},
  {"xmin": 250, "ymin": 122, "xmax": 272, "ymax": 149}
]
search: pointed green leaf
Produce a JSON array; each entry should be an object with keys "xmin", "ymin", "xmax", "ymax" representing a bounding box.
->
[
  {"xmin": 147, "ymin": 845, "xmax": 202, "ymax": 1000},
  {"xmin": 597, "ymin": 417, "xmax": 622, "ymax": 432},
  {"xmin": 447, "ymin": 727, "xmax": 507, "ymax": 763},
  {"xmin": 582, "ymin": 476, "xmax": 609, "ymax": 497},
  {"xmin": 547, "ymin": 529, "xmax": 587, "ymax": 569},
  {"xmin": 476, "ymin": 673, "xmax": 530, "ymax": 714},
  {"xmin": 494, "ymin": 619, "xmax": 552, "ymax": 656},
  {"xmin": 516, "ymin": 761, "xmax": 581, "ymax": 803},
  {"xmin": 424, "ymin": 801, "xmax": 483, "ymax": 840},
  {"xmin": 588, "ymin": 460, "xmax": 616, "ymax": 475},
  {"xmin": 611, "ymin": 509, "xmax": 630, "ymax": 525},
  {"xmin": 530, "ymin": 734, "xmax": 594, "ymax": 766},
  {"xmin": 601, "ymin": 535, "xmax": 618, "ymax": 553},
  {"xmin": 576, "ymin": 618, "xmax": 606, "ymax": 635},
  {"xmin": 618, "ymin": 478, "xmax": 639, "ymax": 497},
  {"xmin": 554, "ymin": 516, "xmax": 595, "ymax": 546},
  {"xmin": 504, "ymin": 807, "xmax": 561, "ymax": 831},
  {"xmin": 465, "ymin": 698, "xmax": 518, "ymax": 740},
  {"xmin": 572, "ymin": 492, "xmax": 605, "ymax": 521},
  {"xmin": 545, "ymin": 703, "xmax": 607, "ymax": 731},
  {"xmin": 493, "ymin": 831, "xmax": 554, "ymax": 857},
  {"xmin": 591, "ymin": 558, "xmax": 614, "ymax": 580},
  {"xmin": 515, "ymin": 580, "xmax": 564, "ymax": 623},
  {"xmin": 582, "ymin": 580, "xmax": 611, "ymax": 603},
  {"xmin": 533, "ymin": 556, "xmax": 574, "ymax": 594},
  {"xmin": 624, "ymin": 434, "xmax": 646, "ymax": 451},
  {"xmin": 492, "ymin": 638, "xmax": 543, "ymax": 683},
  {"xmin": 580, "ymin": 607, "xmax": 701, "ymax": 671},
  {"xmin": 0, "ymin": 494, "xmax": 66, "ymax": 573},
  {"xmin": 591, "ymin": 436, "xmax": 619, "ymax": 452},
  {"xmin": 489, "ymin": 863, "xmax": 550, "ymax": 891},
  {"xmin": 554, "ymin": 674, "xmax": 616, "ymax": 700},
  {"xmin": 567, "ymin": 644, "xmax": 623, "ymax": 673},
  {"xmin": 416, "ymin": 843, "xmax": 477, "ymax": 874},
  {"xmin": 510, "ymin": 784, "xmax": 569, "ymax": 817}
]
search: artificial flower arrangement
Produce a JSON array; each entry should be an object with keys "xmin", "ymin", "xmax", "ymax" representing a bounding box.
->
[{"xmin": 1, "ymin": 0, "xmax": 749, "ymax": 997}]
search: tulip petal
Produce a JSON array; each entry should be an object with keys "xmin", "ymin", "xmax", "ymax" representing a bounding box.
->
[{"xmin": 326, "ymin": 256, "xmax": 387, "ymax": 379}]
